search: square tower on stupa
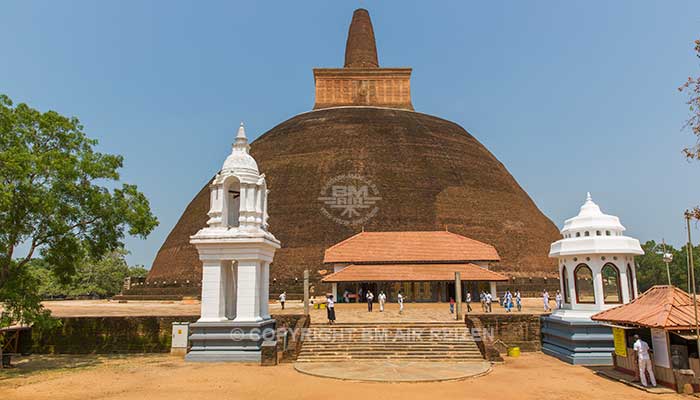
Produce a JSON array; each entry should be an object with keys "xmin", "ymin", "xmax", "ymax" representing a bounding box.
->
[{"xmin": 312, "ymin": 9, "xmax": 413, "ymax": 110}]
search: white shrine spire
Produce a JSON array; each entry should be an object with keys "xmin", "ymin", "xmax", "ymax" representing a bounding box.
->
[
  {"xmin": 222, "ymin": 122, "xmax": 257, "ymax": 174},
  {"xmin": 233, "ymin": 122, "xmax": 250, "ymax": 152}
]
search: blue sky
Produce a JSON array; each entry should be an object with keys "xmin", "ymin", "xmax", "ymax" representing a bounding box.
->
[{"xmin": 2, "ymin": 1, "xmax": 699, "ymax": 267}]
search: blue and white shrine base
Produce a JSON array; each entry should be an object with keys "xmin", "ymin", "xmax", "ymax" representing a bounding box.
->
[
  {"xmin": 541, "ymin": 310, "xmax": 613, "ymax": 366},
  {"xmin": 185, "ymin": 319, "xmax": 276, "ymax": 362}
]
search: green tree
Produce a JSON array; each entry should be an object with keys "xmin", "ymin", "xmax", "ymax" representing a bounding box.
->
[
  {"xmin": 66, "ymin": 249, "xmax": 131, "ymax": 297},
  {"xmin": 636, "ymin": 240, "xmax": 700, "ymax": 292},
  {"xmin": 0, "ymin": 94, "xmax": 158, "ymax": 325},
  {"xmin": 128, "ymin": 264, "xmax": 148, "ymax": 278}
]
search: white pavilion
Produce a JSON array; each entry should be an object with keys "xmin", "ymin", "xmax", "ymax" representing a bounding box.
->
[
  {"xmin": 186, "ymin": 123, "xmax": 281, "ymax": 362},
  {"xmin": 542, "ymin": 192, "xmax": 643, "ymax": 365}
]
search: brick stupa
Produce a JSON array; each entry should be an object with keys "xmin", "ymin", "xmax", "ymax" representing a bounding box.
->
[{"xmin": 139, "ymin": 9, "xmax": 560, "ymax": 298}]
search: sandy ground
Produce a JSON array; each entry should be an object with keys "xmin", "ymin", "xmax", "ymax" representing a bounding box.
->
[
  {"xmin": 0, "ymin": 353, "xmax": 679, "ymax": 400},
  {"xmin": 31, "ymin": 297, "xmax": 551, "ymax": 320}
]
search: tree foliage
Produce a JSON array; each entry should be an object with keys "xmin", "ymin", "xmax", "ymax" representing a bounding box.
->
[
  {"xmin": 679, "ymin": 39, "xmax": 700, "ymax": 219},
  {"xmin": 0, "ymin": 94, "xmax": 158, "ymax": 325},
  {"xmin": 26, "ymin": 249, "xmax": 146, "ymax": 298},
  {"xmin": 636, "ymin": 240, "xmax": 700, "ymax": 292}
]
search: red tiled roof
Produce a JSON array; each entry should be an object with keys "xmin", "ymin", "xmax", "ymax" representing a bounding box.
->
[
  {"xmin": 323, "ymin": 231, "xmax": 500, "ymax": 263},
  {"xmin": 321, "ymin": 263, "xmax": 508, "ymax": 282},
  {"xmin": 591, "ymin": 285, "xmax": 700, "ymax": 329}
]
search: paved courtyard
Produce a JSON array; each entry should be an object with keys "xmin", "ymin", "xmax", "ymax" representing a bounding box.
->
[
  {"xmin": 35, "ymin": 297, "xmax": 552, "ymax": 320},
  {"xmin": 294, "ymin": 360, "xmax": 492, "ymax": 382}
]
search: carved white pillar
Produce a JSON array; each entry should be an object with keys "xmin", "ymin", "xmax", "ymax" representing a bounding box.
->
[
  {"xmin": 200, "ymin": 260, "xmax": 226, "ymax": 321},
  {"xmin": 567, "ymin": 264, "xmax": 576, "ymax": 308},
  {"xmin": 238, "ymin": 183, "xmax": 247, "ymax": 228},
  {"xmin": 235, "ymin": 260, "xmax": 262, "ymax": 322},
  {"xmin": 254, "ymin": 186, "xmax": 263, "ymax": 226},
  {"xmin": 224, "ymin": 261, "xmax": 237, "ymax": 320},
  {"xmin": 593, "ymin": 264, "xmax": 605, "ymax": 307},
  {"xmin": 618, "ymin": 261, "xmax": 631, "ymax": 304},
  {"xmin": 260, "ymin": 261, "xmax": 271, "ymax": 319},
  {"xmin": 246, "ymin": 185, "xmax": 256, "ymax": 225}
]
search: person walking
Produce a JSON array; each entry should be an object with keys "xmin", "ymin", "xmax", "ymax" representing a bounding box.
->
[
  {"xmin": 480, "ymin": 291, "xmax": 486, "ymax": 312},
  {"xmin": 543, "ymin": 289, "xmax": 551, "ymax": 312},
  {"xmin": 366, "ymin": 290, "xmax": 374, "ymax": 312},
  {"xmin": 515, "ymin": 289, "xmax": 522, "ymax": 312},
  {"xmin": 555, "ymin": 290, "xmax": 563, "ymax": 309},
  {"xmin": 465, "ymin": 292, "xmax": 472, "ymax": 312},
  {"xmin": 504, "ymin": 289, "xmax": 513, "ymax": 312},
  {"xmin": 378, "ymin": 290, "xmax": 386, "ymax": 312},
  {"xmin": 398, "ymin": 290, "xmax": 405, "ymax": 314},
  {"xmin": 485, "ymin": 292, "xmax": 493, "ymax": 313},
  {"xmin": 326, "ymin": 294, "xmax": 336, "ymax": 325},
  {"xmin": 633, "ymin": 334, "xmax": 657, "ymax": 387},
  {"xmin": 449, "ymin": 297, "xmax": 455, "ymax": 314},
  {"xmin": 343, "ymin": 289, "xmax": 349, "ymax": 303},
  {"xmin": 279, "ymin": 291, "xmax": 286, "ymax": 310}
]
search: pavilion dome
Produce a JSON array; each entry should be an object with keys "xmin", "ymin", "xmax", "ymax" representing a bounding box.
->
[
  {"xmin": 550, "ymin": 193, "xmax": 643, "ymax": 257},
  {"xmin": 221, "ymin": 123, "xmax": 259, "ymax": 175},
  {"xmin": 560, "ymin": 192, "xmax": 625, "ymax": 237}
]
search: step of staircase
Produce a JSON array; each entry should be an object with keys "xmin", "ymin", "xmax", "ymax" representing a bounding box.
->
[{"xmin": 296, "ymin": 322, "xmax": 484, "ymax": 363}]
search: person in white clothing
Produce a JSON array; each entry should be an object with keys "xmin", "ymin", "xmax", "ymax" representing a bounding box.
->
[
  {"xmin": 633, "ymin": 335, "xmax": 657, "ymax": 387},
  {"xmin": 398, "ymin": 291, "xmax": 405, "ymax": 314},
  {"xmin": 555, "ymin": 290, "xmax": 563, "ymax": 309},
  {"xmin": 542, "ymin": 290, "xmax": 551, "ymax": 311},
  {"xmin": 378, "ymin": 291, "xmax": 387, "ymax": 312},
  {"xmin": 278, "ymin": 291, "xmax": 286, "ymax": 310}
]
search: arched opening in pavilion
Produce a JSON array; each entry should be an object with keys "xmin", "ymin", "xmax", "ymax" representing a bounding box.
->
[
  {"xmin": 225, "ymin": 177, "xmax": 241, "ymax": 227},
  {"xmin": 574, "ymin": 264, "xmax": 595, "ymax": 304},
  {"xmin": 601, "ymin": 263, "xmax": 622, "ymax": 304}
]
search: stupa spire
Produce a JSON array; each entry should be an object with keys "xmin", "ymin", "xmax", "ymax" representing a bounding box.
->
[
  {"xmin": 344, "ymin": 8, "xmax": 379, "ymax": 68},
  {"xmin": 312, "ymin": 8, "xmax": 413, "ymax": 110}
]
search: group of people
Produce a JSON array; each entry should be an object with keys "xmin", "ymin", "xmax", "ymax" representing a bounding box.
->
[
  {"xmin": 448, "ymin": 292, "xmax": 473, "ymax": 314},
  {"xmin": 541, "ymin": 289, "xmax": 564, "ymax": 312},
  {"xmin": 326, "ymin": 289, "xmax": 406, "ymax": 324},
  {"xmin": 474, "ymin": 289, "xmax": 522, "ymax": 313},
  {"xmin": 499, "ymin": 289, "xmax": 522, "ymax": 312},
  {"xmin": 288, "ymin": 287, "xmax": 567, "ymax": 319},
  {"xmin": 362, "ymin": 289, "xmax": 390, "ymax": 312}
]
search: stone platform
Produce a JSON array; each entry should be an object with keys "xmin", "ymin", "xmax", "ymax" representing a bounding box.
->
[
  {"xmin": 541, "ymin": 310, "xmax": 614, "ymax": 366},
  {"xmin": 294, "ymin": 360, "xmax": 492, "ymax": 382},
  {"xmin": 186, "ymin": 319, "xmax": 276, "ymax": 362}
]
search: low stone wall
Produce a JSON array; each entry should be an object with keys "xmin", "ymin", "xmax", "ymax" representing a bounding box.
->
[
  {"xmin": 278, "ymin": 315, "xmax": 310, "ymax": 362},
  {"xmin": 466, "ymin": 313, "xmax": 542, "ymax": 354},
  {"xmin": 32, "ymin": 315, "xmax": 199, "ymax": 354},
  {"xmin": 31, "ymin": 314, "xmax": 307, "ymax": 356}
]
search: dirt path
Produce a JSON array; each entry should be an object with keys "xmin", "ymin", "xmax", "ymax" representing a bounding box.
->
[{"xmin": 0, "ymin": 353, "xmax": 680, "ymax": 400}]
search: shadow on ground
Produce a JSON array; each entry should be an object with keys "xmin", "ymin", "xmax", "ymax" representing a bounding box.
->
[{"xmin": 0, "ymin": 354, "xmax": 131, "ymax": 380}]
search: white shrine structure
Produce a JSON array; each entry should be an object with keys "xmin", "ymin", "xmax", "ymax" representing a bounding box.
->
[
  {"xmin": 186, "ymin": 123, "xmax": 280, "ymax": 362},
  {"xmin": 542, "ymin": 193, "xmax": 643, "ymax": 365}
]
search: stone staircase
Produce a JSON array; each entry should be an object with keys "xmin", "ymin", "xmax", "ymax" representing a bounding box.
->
[{"xmin": 296, "ymin": 322, "xmax": 484, "ymax": 362}]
